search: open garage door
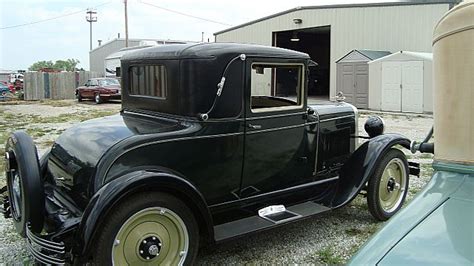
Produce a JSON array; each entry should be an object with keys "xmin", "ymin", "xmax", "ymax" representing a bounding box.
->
[{"xmin": 274, "ymin": 26, "xmax": 330, "ymax": 101}]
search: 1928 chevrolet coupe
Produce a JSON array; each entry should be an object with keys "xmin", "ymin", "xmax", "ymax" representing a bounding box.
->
[{"xmin": 1, "ymin": 43, "xmax": 419, "ymax": 264}]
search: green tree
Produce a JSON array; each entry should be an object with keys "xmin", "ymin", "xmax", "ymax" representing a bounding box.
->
[
  {"xmin": 28, "ymin": 58, "xmax": 80, "ymax": 72},
  {"xmin": 28, "ymin": 60, "xmax": 54, "ymax": 71},
  {"xmin": 54, "ymin": 58, "xmax": 80, "ymax": 71}
]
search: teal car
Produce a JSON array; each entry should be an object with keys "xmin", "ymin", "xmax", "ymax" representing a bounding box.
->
[{"xmin": 350, "ymin": 1, "xmax": 474, "ymax": 265}]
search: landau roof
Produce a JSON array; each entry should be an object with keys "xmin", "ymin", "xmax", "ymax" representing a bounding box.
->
[{"xmin": 121, "ymin": 42, "xmax": 310, "ymax": 61}]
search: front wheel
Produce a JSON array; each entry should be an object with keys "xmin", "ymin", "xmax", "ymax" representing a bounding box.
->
[
  {"xmin": 94, "ymin": 93, "xmax": 103, "ymax": 104},
  {"xmin": 92, "ymin": 192, "xmax": 199, "ymax": 265},
  {"xmin": 76, "ymin": 91, "xmax": 83, "ymax": 102},
  {"xmin": 367, "ymin": 148, "xmax": 409, "ymax": 221}
]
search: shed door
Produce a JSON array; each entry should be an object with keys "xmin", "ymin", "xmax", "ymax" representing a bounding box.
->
[
  {"xmin": 401, "ymin": 61, "xmax": 424, "ymax": 113},
  {"xmin": 354, "ymin": 64, "xmax": 368, "ymax": 109},
  {"xmin": 381, "ymin": 62, "xmax": 402, "ymax": 112},
  {"xmin": 338, "ymin": 63, "xmax": 368, "ymax": 108}
]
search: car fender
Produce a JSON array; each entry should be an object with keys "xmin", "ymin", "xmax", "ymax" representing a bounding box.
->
[
  {"xmin": 331, "ymin": 133, "xmax": 411, "ymax": 208},
  {"xmin": 74, "ymin": 169, "xmax": 213, "ymax": 257}
]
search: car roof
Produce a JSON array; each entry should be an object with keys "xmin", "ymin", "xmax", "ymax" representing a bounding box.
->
[{"xmin": 121, "ymin": 42, "xmax": 310, "ymax": 61}]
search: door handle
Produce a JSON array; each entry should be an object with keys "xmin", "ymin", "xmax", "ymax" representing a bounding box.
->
[{"xmin": 248, "ymin": 124, "xmax": 262, "ymax": 129}]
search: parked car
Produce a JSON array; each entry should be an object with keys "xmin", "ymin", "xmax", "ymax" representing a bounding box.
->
[
  {"xmin": 350, "ymin": 1, "xmax": 473, "ymax": 265},
  {"xmin": 0, "ymin": 83, "xmax": 11, "ymax": 96},
  {"xmin": 0, "ymin": 81, "xmax": 15, "ymax": 93},
  {"xmin": 75, "ymin": 77, "xmax": 121, "ymax": 104},
  {"xmin": 1, "ymin": 43, "xmax": 420, "ymax": 264}
]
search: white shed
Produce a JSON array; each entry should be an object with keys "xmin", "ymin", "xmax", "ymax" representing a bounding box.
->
[{"xmin": 368, "ymin": 51, "xmax": 433, "ymax": 113}]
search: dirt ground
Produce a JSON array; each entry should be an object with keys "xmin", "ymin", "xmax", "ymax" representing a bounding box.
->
[{"xmin": 0, "ymin": 100, "xmax": 434, "ymax": 264}]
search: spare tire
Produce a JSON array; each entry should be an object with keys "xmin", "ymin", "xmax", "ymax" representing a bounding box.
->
[{"xmin": 5, "ymin": 131, "xmax": 44, "ymax": 237}]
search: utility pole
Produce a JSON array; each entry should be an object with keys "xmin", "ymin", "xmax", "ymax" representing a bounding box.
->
[
  {"xmin": 86, "ymin": 9, "xmax": 97, "ymax": 51},
  {"xmin": 124, "ymin": 0, "xmax": 129, "ymax": 47}
]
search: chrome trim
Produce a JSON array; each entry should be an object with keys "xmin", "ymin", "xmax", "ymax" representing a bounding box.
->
[
  {"xmin": 346, "ymin": 103, "xmax": 359, "ymax": 148},
  {"xmin": 26, "ymin": 225, "xmax": 66, "ymax": 265},
  {"xmin": 246, "ymin": 111, "xmax": 307, "ymax": 121},
  {"xmin": 319, "ymin": 114, "xmax": 355, "ymax": 123},
  {"xmin": 247, "ymin": 122, "xmax": 316, "ymax": 135}
]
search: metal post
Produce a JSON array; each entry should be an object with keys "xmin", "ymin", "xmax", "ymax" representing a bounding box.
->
[
  {"xmin": 124, "ymin": 0, "xmax": 129, "ymax": 47},
  {"xmin": 86, "ymin": 9, "xmax": 97, "ymax": 51}
]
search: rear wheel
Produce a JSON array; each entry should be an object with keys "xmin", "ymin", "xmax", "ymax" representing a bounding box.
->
[
  {"xmin": 367, "ymin": 148, "xmax": 409, "ymax": 221},
  {"xmin": 92, "ymin": 192, "xmax": 199, "ymax": 265}
]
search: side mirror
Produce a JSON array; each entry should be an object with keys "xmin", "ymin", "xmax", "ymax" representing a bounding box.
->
[{"xmin": 116, "ymin": 67, "xmax": 121, "ymax": 77}]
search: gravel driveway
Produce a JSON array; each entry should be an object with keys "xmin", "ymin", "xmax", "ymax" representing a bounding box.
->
[{"xmin": 0, "ymin": 100, "xmax": 434, "ymax": 264}]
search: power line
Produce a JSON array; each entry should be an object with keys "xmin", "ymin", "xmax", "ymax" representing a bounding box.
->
[
  {"xmin": 140, "ymin": 1, "xmax": 232, "ymax": 26},
  {"xmin": 0, "ymin": 2, "xmax": 111, "ymax": 30}
]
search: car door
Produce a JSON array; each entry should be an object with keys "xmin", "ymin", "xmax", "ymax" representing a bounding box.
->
[
  {"xmin": 240, "ymin": 59, "xmax": 313, "ymax": 198},
  {"xmin": 89, "ymin": 79, "xmax": 99, "ymax": 97}
]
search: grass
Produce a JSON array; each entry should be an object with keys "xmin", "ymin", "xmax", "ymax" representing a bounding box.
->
[
  {"xmin": 317, "ymin": 247, "xmax": 343, "ymax": 265},
  {"xmin": 40, "ymin": 100, "xmax": 75, "ymax": 107}
]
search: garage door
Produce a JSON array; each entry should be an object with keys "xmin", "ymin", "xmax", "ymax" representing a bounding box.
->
[
  {"xmin": 381, "ymin": 61, "xmax": 424, "ymax": 113},
  {"xmin": 337, "ymin": 63, "xmax": 368, "ymax": 109}
]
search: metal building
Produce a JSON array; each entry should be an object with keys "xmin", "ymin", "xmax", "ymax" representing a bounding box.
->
[
  {"xmin": 214, "ymin": 0, "xmax": 460, "ymax": 103},
  {"xmin": 89, "ymin": 38, "xmax": 190, "ymax": 76},
  {"xmin": 336, "ymin": 49, "xmax": 391, "ymax": 108}
]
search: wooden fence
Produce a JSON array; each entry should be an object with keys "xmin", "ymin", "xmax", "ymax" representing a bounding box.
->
[{"xmin": 24, "ymin": 71, "xmax": 99, "ymax": 100}]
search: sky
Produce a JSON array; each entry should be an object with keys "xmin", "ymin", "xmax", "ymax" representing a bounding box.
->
[{"xmin": 0, "ymin": 0, "xmax": 391, "ymax": 71}]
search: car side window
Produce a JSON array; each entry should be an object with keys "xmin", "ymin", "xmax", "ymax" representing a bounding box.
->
[
  {"xmin": 250, "ymin": 63, "xmax": 304, "ymax": 112},
  {"xmin": 90, "ymin": 80, "xmax": 99, "ymax": 86},
  {"xmin": 129, "ymin": 65, "xmax": 167, "ymax": 98}
]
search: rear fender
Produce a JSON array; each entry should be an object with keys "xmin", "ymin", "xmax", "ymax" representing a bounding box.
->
[
  {"xmin": 74, "ymin": 169, "xmax": 213, "ymax": 257},
  {"xmin": 331, "ymin": 133, "xmax": 411, "ymax": 208}
]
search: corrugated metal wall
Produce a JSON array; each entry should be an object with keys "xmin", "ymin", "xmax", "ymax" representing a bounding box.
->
[
  {"xmin": 24, "ymin": 71, "xmax": 99, "ymax": 100},
  {"xmin": 215, "ymin": 4, "xmax": 449, "ymax": 99},
  {"xmin": 89, "ymin": 39, "xmax": 141, "ymax": 77}
]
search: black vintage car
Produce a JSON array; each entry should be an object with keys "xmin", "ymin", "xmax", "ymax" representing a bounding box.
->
[{"xmin": 1, "ymin": 43, "xmax": 419, "ymax": 265}]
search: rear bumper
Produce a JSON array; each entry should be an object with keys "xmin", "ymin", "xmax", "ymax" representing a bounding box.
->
[{"xmin": 26, "ymin": 225, "xmax": 66, "ymax": 265}]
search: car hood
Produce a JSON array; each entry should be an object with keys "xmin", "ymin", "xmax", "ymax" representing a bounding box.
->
[
  {"xmin": 349, "ymin": 167, "xmax": 473, "ymax": 265},
  {"xmin": 48, "ymin": 113, "xmax": 183, "ymax": 208}
]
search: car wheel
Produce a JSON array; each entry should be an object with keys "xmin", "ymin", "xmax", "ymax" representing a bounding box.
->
[
  {"xmin": 5, "ymin": 131, "xmax": 45, "ymax": 236},
  {"xmin": 94, "ymin": 93, "xmax": 102, "ymax": 104},
  {"xmin": 367, "ymin": 148, "xmax": 409, "ymax": 221},
  {"xmin": 92, "ymin": 192, "xmax": 199, "ymax": 265},
  {"xmin": 76, "ymin": 91, "xmax": 83, "ymax": 102}
]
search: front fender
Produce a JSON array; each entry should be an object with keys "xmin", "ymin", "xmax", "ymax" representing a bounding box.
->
[
  {"xmin": 331, "ymin": 133, "xmax": 411, "ymax": 208},
  {"xmin": 74, "ymin": 169, "xmax": 213, "ymax": 257}
]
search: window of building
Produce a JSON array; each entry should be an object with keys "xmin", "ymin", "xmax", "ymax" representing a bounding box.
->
[
  {"xmin": 129, "ymin": 65, "xmax": 167, "ymax": 98},
  {"xmin": 250, "ymin": 63, "xmax": 303, "ymax": 111}
]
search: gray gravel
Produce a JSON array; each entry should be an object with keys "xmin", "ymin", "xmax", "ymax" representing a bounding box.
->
[{"xmin": 0, "ymin": 102, "xmax": 434, "ymax": 264}]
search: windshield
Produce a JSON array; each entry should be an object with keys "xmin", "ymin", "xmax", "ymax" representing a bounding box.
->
[{"xmin": 99, "ymin": 78, "xmax": 120, "ymax": 86}]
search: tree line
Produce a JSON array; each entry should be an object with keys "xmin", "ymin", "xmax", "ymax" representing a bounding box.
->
[{"xmin": 28, "ymin": 59, "xmax": 82, "ymax": 72}]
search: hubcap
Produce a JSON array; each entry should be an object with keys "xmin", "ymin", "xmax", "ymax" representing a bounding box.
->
[
  {"xmin": 10, "ymin": 170, "xmax": 22, "ymax": 220},
  {"xmin": 378, "ymin": 158, "xmax": 407, "ymax": 213},
  {"xmin": 112, "ymin": 207, "xmax": 189, "ymax": 265},
  {"xmin": 95, "ymin": 95, "xmax": 100, "ymax": 102}
]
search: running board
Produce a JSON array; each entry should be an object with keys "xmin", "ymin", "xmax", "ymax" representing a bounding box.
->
[{"xmin": 214, "ymin": 201, "xmax": 330, "ymax": 242}]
